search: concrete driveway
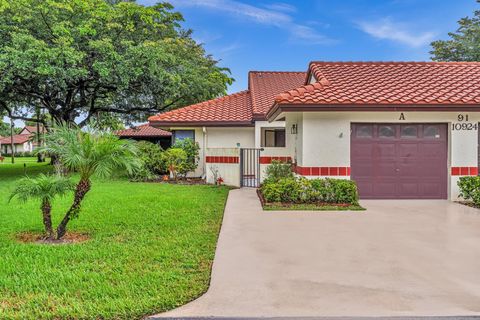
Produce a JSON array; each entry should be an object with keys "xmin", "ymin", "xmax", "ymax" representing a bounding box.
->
[{"xmin": 154, "ymin": 189, "xmax": 480, "ymax": 317}]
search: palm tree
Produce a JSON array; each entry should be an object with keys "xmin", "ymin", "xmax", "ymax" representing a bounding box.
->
[
  {"xmin": 40, "ymin": 125, "xmax": 140, "ymax": 239},
  {"xmin": 10, "ymin": 174, "xmax": 75, "ymax": 240}
]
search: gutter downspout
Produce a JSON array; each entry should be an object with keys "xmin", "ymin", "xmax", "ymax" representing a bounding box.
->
[{"xmin": 202, "ymin": 126, "xmax": 207, "ymax": 179}]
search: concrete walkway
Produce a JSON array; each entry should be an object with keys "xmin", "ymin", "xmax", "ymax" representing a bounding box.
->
[{"xmin": 153, "ymin": 189, "xmax": 480, "ymax": 318}]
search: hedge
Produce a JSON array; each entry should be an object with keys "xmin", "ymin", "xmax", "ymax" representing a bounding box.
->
[{"xmin": 261, "ymin": 176, "xmax": 360, "ymax": 205}]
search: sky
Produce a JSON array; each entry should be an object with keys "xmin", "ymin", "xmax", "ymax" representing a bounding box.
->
[
  {"xmin": 138, "ymin": 0, "xmax": 478, "ymax": 93},
  {"xmin": 6, "ymin": 0, "xmax": 479, "ymax": 127}
]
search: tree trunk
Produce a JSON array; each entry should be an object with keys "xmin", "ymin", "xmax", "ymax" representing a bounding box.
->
[
  {"xmin": 56, "ymin": 178, "xmax": 91, "ymax": 240},
  {"xmin": 41, "ymin": 199, "xmax": 54, "ymax": 240}
]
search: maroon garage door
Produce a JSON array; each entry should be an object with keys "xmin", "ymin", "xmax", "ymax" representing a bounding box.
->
[{"xmin": 351, "ymin": 123, "xmax": 448, "ymax": 199}]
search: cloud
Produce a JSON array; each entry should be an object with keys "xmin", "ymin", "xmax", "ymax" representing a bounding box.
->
[
  {"xmin": 262, "ymin": 2, "xmax": 297, "ymax": 13},
  {"xmin": 357, "ymin": 18, "xmax": 435, "ymax": 48},
  {"xmin": 171, "ymin": 0, "xmax": 332, "ymax": 45}
]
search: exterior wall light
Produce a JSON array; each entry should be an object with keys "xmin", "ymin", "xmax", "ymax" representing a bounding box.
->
[{"xmin": 291, "ymin": 124, "xmax": 298, "ymax": 134}]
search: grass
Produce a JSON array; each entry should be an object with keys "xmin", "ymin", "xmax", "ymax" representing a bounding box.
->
[
  {"xmin": 263, "ymin": 203, "xmax": 365, "ymax": 211},
  {"xmin": 0, "ymin": 158, "xmax": 230, "ymax": 319}
]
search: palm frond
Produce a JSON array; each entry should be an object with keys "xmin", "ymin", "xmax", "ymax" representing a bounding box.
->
[
  {"xmin": 39, "ymin": 124, "xmax": 141, "ymax": 181},
  {"xmin": 10, "ymin": 174, "xmax": 75, "ymax": 204}
]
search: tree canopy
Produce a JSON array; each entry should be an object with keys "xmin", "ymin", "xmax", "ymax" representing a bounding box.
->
[
  {"xmin": 0, "ymin": 0, "xmax": 233, "ymax": 127},
  {"xmin": 431, "ymin": 1, "xmax": 480, "ymax": 61}
]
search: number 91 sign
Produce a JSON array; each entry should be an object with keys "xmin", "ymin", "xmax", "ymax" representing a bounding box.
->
[{"xmin": 452, "ymin": 114, "xmax": 478, "ymax": 131}]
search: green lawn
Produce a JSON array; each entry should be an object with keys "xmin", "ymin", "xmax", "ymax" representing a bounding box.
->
[{"xmin": 0, "ymin": 158, "xmax": 230, "ymax": 319}]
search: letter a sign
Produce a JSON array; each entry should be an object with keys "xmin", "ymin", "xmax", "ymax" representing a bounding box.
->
[{"xmin": 399, "ymin": 113, "xmax": 405, "ymax": 120}]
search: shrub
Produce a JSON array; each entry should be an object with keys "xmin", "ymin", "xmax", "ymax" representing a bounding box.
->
[
  {"xmin": 172, "ymin": 138, "xmax": 200, "ymax": 176},
  {"xmin": 163, "ymin": 148, "xmax": 188, "ymax": 181},
  {"xmin": 136, "ymin": 141, "xmax": 166, "ymax": 174},
  {"xmin": 264, "ymin": 160, "xmax": 293, "ymax": 183},
  {"xmin": 261, "ymin": 177, "xmax": 360, "ymax": 205},
  {"xmin": 329, "ymin": 179, "xmax": 360, "ymax": 205},
  {"xmin": 458, "ymin": 176, "xmax": 480, "ymax": 206},
  {"xmin": 261, "ymin": 177, "xmax": 301, "ymax": 203}
]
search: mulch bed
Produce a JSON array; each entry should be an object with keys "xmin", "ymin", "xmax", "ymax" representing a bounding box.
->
[{"xmin": 16, "ymin": 232, "xmax": 90, "ymax": 244}]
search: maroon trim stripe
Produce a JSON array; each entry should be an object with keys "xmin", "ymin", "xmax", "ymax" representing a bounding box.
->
[
  {"xmin": 451, "ymin": 167, "xmax": 478, "ymax": 176},
  {"xmin": 295, "ymin": 166, "xmax": 351, "ymax": 176},
  {"xmin": 206, "ymin": 156, "xmax": 239, "ymax": 164}
]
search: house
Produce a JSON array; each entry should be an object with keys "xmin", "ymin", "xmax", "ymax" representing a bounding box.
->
[
  {"xmin": 0, "ymin": 124, "xmax": 45, "ymax": 155},
  {"xmin": 0, "ymin": 134, "xmax": 34, "ymax": 155},
  {"xmin": 19, "ymin": 125, "xmax": 44, "ymax": 136},
  {"xmin": 115, "ymin": 124, "xmax": 172, "ymax": 149},
  {"xmin": 149, "ymin": 61, "xmax": 480, "ymax": 200}
]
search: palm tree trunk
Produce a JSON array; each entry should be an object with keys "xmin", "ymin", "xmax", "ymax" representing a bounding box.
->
[
  {"xmin": 41, "ymin": 199, "xmax": 54, "ymax": 240},
  {"xmin": 56, "ymin": 178, "xmax": 91, "ymax": 240}
]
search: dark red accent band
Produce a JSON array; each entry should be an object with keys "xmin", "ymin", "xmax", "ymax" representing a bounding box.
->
[
  {"xmin": 295, "ymin": 166, "xmax": 351, "ymax": 176},
  {"xmin": 259, "ymin": 156, "xmax": 292, "ymax": 164},
  {"xmin": 451, "ymin": 167, "xmax": 478, "ymax": 176},
  {"xmin": 206, "ymin": 156, "xmax": 239, "ymax": 164}
]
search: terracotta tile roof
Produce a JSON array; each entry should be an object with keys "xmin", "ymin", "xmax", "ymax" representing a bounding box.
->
[
  {"xmin": 115, "ymin": 124, "xmax": 171, "ymax": 137},
  {"xmin": 148, "ymin": 72, "xmax": 306, "ymax": 126},
  {"xmin": 0, "ymin": 134, "xmax": 32, "ymax": 144},
  {"xmin": 275, "ymin": 61, "xmax": 480, "ymax": 105},
  {"xmin": 149, "ymin": 90, "xmax": 254, "ymax": 126},
  {"xmin": 249, "ymin": 71, "xmax": 306, "ymax": 119}
]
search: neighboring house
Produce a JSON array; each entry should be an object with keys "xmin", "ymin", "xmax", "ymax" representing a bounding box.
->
[
  {"xmin": 115, "ymin": 124, "xmax": 172, "ymax": 149},
  {"xmin": 0, "ymin": 124, "xmax": 45, "ymax": 155},
  {"xmin": 149, "ymin": 61, "xmax": 480, "ymax": 200},
  {"xmin": 19, "ymin": 125, "xmax": 44, "ymax": 135},
  {"xmin": 0, "ymin": 134, "xmax": 34, "ymax": 155}
]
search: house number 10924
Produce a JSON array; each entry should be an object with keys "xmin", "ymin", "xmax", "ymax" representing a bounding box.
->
[{"xmin": 452, "ymin": 114, "xmax": 478, "ymax": 131}]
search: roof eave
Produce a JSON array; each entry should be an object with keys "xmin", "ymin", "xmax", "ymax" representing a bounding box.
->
[
  {"xmin": 267, "ymin": 103, "xmax": 480, "ymax": 121},
  {"xmin": 149, "ymin": 120, "xmax": 255, "ymax": 128}
]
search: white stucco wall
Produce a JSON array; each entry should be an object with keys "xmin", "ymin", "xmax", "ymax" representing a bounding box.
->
[
  {"xmin": 169, "ymin": 127, "xmax": 254, "ymax": 181},
  {"xmin": 285, "ymin": 111, "xmax": 480, "ymax": 200},
  {"xmin": 1, "ymin": 142, "xmax": 33, "ymax": 154},
  {"xmin": 207, "ymin": 127, "xmax": 255, "ymax": 148}
]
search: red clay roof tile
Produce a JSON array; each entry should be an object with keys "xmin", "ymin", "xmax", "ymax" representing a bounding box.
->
[
  {"xmin": 115, "ymin": 124, "xmax": 171, "ymax": 137},
  {"xmin": 150, "ymin": 61, "xmax": 480, "ymax": 126},
  {"xmin": 275, "ymin": 61, "xmax": 480, "ymax": 106},
  {"xmin": 148, "ymin": 72, "xmax": 306, "ymax": 126},
  {"xmin": 149, "ymin": 90, "xmax": 253, "ymax": 126},
  {"xmin": 0, "ymin": 134, "xmax": 32, "ymax": 144},
  {"xmin": 249, "ymin": 71, "xmax": 306, "ymax": 119}
]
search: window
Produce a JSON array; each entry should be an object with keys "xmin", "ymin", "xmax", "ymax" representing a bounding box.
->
[
  {"xmin": 378, "ymin": 125, "xmax": 395, "ymax": 138},
  {"xmin": 173, "ymin": 130, "xmax": 195, "ymax": 143},
  {"xmin": 401, "ymin": 125, "xmax": 418, "ymax": 138},
  {"xmin": 423, "ymin": 125, "xmax": 440, "ymax": 139},
  {"xmin": 355, "ymin": 125, "xmax": 373, "ymax": 138},
  {"xmin": 262, "ymin": 128, "xmax": 285, "ymax": 147}
]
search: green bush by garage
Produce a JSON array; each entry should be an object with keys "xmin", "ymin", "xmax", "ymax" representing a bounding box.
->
[{"xmin": 260, "ymin": 161, "xmax": 364, "ymax": 210}]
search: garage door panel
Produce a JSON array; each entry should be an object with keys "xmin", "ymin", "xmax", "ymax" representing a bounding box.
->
[
  {"xmin": 353, "ymin": 166, "xmax": 374, "ymax": 178},
  {"xmin": 397, "ymin": 164, "xmax": 421, "ymax": 176},
  {"xmin": 351, "ymin": 123, "xmax": 447, "ymax": 199},
  {"xmin": 375, "ymin": 163, "xmax": 397, "ymax": 177},
  {"xmin": 419, "ymin": 143, "xmax": 446, "ymax": 157},
  {"xmin": 354, "ymin": 180, "xmax": 373, "ymax": 197},
  {"xmin": 373, "ymin": 182, "xmax": 396, "ymax": 197},
  {"xmin": 351, "ymin": 143, "xmax": 374, "ymax": 157},
  {"xmin": 419, "ymin": 182, "xmax": 443, "ymax": 197},
  {"xmin": 397, "ymin": 182, "xmax": 419, "ymax": 196},
  {"xmin": 397, "ymin": 143, "xmax": 418, "ymax": 157},
  {"xmin": 377, "ymin": 143, "xmax": 396, "ymax": 157}
]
